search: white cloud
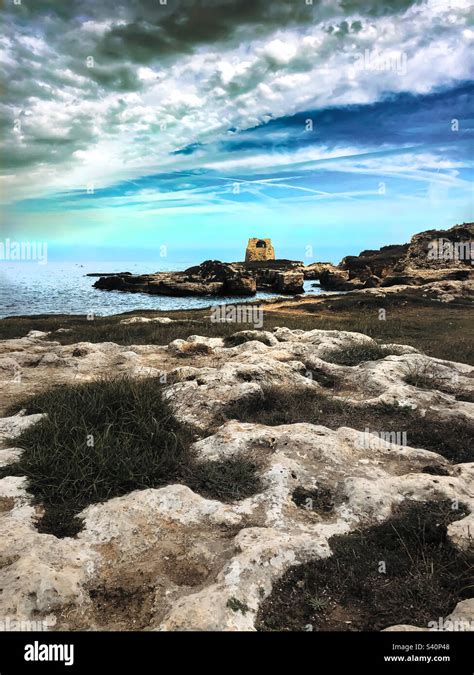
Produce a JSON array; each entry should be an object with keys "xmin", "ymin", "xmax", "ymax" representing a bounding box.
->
[
  {"xmin": 1, "ymin": 0, "xmax": 473, "ymax": 202},
  {"xmin": 262, "ymin": 38, "xmax": 298, "ymax": 64}
]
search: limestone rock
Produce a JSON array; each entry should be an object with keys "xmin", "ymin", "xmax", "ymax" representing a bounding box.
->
[
  {"xmin": 357, "ymin": 279, "xmax": 474, "ymax": 303},
  {"xmin": 319, "ymin": 269, "xmax": 359, "ymax": 291},
  {"xmin": 328, "ymin": 222, "xmax": 474, "ymax": 291},
  {"xmin": 0, "ymin": 325, "xmax": 472, "ymax": 632},
  {"xmin": 0, "ymin": 357, "xmax": 21, "ymax": 378},
  {"xmin": 303, "ymin": 262, "xmax": 339, "ymax": 280},
  {"xmin": 94, "ymin": 260, "xmax": 257, "ymax": 298},
  {"xmin": 381, "ymin": 267, "xmax": 472, "ymax": 287},
  {"xmin": 275, "ymin": 271, "xmax": 304, "ymax": 294},
  {"xmin": 0, "ymin": 413, "xmax": 45, "ymax": 443},
  {"xmin": 398, "ymin": 222, "xmax": 474, "ymax": 271},
  {"xmin": 26, "ymin": 331, "xmax": 50, "ymax": 339},
  {"xmin": 120, "ymin": 316, "xmax": 175, "ymax": 325},
  {"xmin": 340, "ymin": 243, "xmax": 408, "ymax": 280},
  {"xmin": 0, "ymin": 447, "xmax": 23, "ymax": 467}
]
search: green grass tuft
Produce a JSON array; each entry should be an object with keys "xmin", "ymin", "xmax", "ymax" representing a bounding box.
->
[
  {"xmin": 4, "ymin": 377, "xmax": 261, "ymax": 537},
  {"xmin": 323, "ymin": 342, "xmax": 392, "ymax": 366},
  {"xmin": 226, "ymin": 597, "xmax": 250, "ymax": 614}
]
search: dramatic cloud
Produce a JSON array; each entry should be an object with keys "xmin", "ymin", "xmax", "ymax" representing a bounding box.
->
[{"xmin": 0, "ymin": 0, "xmax": 472, "ymax": 258}]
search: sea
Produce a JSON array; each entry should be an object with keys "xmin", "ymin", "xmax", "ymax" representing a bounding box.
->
[{"xmin": 0, "ymin": 261, "xmax": 329, "ymax": 319}]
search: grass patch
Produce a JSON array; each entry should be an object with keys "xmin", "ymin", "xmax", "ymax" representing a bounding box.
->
[
  {"xmin": 223, "ymin": 331, "xmax": 275, "ymax": 347},
  {"xmin": 222, "ymin": 386, "xmax": 473, "ymax": 463},
  {"xmin": 257, "ymin": 500, "xmax": 473, "ymax": 631},
  {"xmin": 0, "ymin": 313, "xmax": 245, "ymax": 347},
  {"xmin": 405, "ymin": 364, "xmax": 451, "ymax": 391},
  {"xmin": 403, "ymin": 361, "xmax": 474, "ymax": 402},
  {"xmin": 0, "ymin": 313, "xmax": 232, "ymax": 346},
  {"xmin": 292, "ymin": 486, "xmax": 335, "ymax": 514},
  {"xmin": 323, "ymin": 343, "xmax": 392, "ymax": 366},
  {"xmin": 183, "ymin": 455, "xmax": 261, "ymax": 502},
  {"xmin": 300, "ymin": 294, "xmax": 474, "ymax": 365},
  {"xmin": 3, "ymin": 377, "xmax": 261, "ymax": 537},
  {"xmin": 55, "ymin": 318, "xmax": 228, "ymax": 347}
]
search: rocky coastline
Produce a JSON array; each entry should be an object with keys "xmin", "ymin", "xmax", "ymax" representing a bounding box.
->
[
  {"xmin": 319, "ymin": 222, "xmax": 473, "ymax": 291},
  {"xmin": 92, "ymin": 259, "xmax": 309, "ymax": 296},
  {"xmin": 1, "ymin": 222, "xmax": 473, "ymax": 633},
  {"xmin": 91, "ymin": 222, "xmax": 473, "ymax": 298}
]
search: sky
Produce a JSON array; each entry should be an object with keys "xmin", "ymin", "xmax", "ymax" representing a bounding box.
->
[{"xmin": 1, "ymin": 0, "xmax": 473, "ymax": 264}]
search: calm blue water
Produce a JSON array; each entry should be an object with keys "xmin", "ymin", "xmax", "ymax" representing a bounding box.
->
[{"xmin": 0, "ymin": 262, "xmax": 327, "ymax": 318}]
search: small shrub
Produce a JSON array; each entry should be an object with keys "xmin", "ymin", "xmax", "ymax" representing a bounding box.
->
[
  {"xmin": 307, "ymin": 596, "xmax": 329, "ymax": 612},
  {"xmin": 176, "ymin": 342, "xmax": 213, "ymax": 357},
  {"xmin": 227, "ymin": 597, "xmax": 249, "ymax": 614},
  {"xmin": 404, "ymin": 360, "xmax": 474, "ymax": 402},
  {"xmin": 224, "ymin": 332, "xmax": 274, "ymax": 347},
  {"xmin": 404, "ymin": 360, "xmax": 451, "ymax": 390}
]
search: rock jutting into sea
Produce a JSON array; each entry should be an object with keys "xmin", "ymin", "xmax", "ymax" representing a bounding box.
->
[{"xmin": 93, "ymin": 259, "xmax": 311, "ymax": 297}]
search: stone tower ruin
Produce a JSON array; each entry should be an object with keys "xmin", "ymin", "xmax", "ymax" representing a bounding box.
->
[{"xmin": 245, "ymin": 238, "xmax": 275, "ymax": 262}]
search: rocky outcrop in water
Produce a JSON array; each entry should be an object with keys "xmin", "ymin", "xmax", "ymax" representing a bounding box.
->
[
  {"xmin": 94, "ymin": 260, "xmax": 256, "ymax": 296},
  {"xmin": 93, "ymin": 259, "xmax": 305, "ymax": 296},
  {"xmin": 303, "ymin": 262, "xmax": 339, "ymax": 280}
]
